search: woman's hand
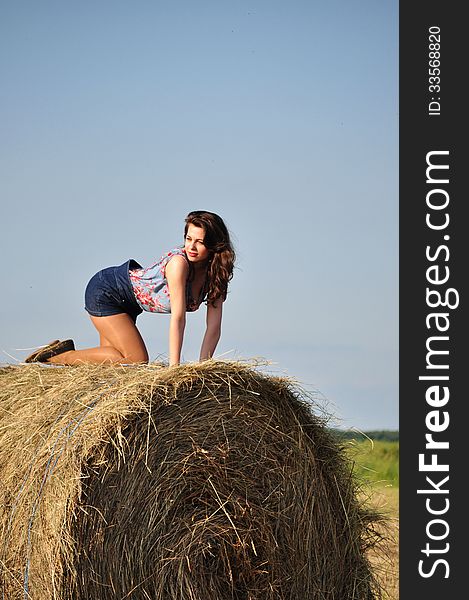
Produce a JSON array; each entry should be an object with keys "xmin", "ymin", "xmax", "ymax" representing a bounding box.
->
[
  {"xmin": 199, "ymin": 299, "xmax": 223, "ymax": 361},
  {"xmin": 165, "ymin": 256, "xmax": 189, "ymax": 366}
]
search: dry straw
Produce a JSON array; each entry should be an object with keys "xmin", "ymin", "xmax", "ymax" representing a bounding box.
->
[{"xmin": 0, "ymin": 360, "xmax": 382, "ymax": 599}]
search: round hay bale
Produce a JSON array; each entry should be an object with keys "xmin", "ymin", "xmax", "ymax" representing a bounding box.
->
[{"xmin": 0, "ymin": 361, "xmax": 381, "ymax": 600}]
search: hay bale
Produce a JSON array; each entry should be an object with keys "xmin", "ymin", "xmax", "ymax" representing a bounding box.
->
[{"xmin": 0, "ymin": 361, "xmax": 381, "ymax": 600}]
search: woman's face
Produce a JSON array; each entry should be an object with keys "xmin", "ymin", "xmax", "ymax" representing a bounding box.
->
[{"xmin": 184, "ymin": 224, "xmax": 210, "ymax": 264}]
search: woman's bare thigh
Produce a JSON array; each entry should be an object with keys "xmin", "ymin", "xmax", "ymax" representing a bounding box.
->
[{"xmin": 90, "ymin": 314, "xmax": 149, "ymax": 363}]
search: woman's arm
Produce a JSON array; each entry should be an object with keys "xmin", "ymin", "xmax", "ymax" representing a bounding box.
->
[
  {"xmin": 199, "ymin": 299, "xmax": 223, "ymax": 361},
  {"xmin": 165, "ymin": 256, "xmax": 189, "ymax": 366}
]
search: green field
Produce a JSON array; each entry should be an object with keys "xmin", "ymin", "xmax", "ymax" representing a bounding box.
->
[
  {"xmin": 347, "ymin": 439, "xmax": 399, "ymax": 488},
  {"xmin": 345, "ymin": 439, "xmax": 399, "ymax": 600}
]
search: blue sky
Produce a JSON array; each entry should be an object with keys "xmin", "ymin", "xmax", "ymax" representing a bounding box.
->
[{"xmin": 0, "ymin": 1, "xmax": 398, "ymax": 430}]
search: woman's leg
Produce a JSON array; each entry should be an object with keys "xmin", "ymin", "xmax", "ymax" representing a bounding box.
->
[
  {"xmin": 99, "ymin": 332, "xmax": 114, "ymax": 348},
  {"xmin": 47, "ymin": 314, "xmax": 149, "ymax": 365}
]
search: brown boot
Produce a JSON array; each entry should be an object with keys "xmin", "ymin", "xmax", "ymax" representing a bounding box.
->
[{"xmin": 25, "ymin": 339, "xmax": 75, "ymax": 363}]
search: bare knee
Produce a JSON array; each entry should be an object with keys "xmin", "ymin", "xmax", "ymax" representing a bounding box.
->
[
  {"xmin": 102, "ymin": 347, "xmax": 148, "ymax": 365},
  {"xmin": 95, "ymin": 345, "xmax": 147, "ymax": 365},
  {"xmin": 120, "ymin": 349, "xmax": 149, "ymax": 364},
  {"xmin": 89, "ymin": 314, "xmax": 149, "ymax": 364}
]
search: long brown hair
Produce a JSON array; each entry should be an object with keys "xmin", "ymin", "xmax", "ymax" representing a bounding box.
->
[{"xmin": 184, "ymin": 211, "xmax": 235, "ymax": 305}]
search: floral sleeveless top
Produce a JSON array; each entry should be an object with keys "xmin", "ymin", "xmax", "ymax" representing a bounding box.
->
[{"xmin": 129, "ymin": 248, "xmax": 207, "ymax": 313}]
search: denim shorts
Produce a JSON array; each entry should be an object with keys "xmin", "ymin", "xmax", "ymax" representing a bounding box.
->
[{"xmin": 84, "ymin": 259, "xmax": 143, "ymax": 322}]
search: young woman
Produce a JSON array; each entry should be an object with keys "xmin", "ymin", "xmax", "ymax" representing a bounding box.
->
[{"xmin": 25, "ymin": 211, "xmax": 235, "ymax": 366}]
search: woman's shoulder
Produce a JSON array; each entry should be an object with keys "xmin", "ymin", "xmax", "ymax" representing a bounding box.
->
[
  {"xmin": 162, "ymin": 247, "xmax": 188, "ymax": 266},
  {"xmin": 162, "ymin": 248, "xmax": 189, "ymax": 276},
  {"xmin": 151, "ymin": 247, "xmax": 186, "ymax": 268}
]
